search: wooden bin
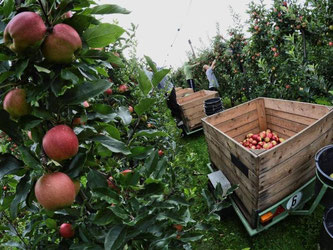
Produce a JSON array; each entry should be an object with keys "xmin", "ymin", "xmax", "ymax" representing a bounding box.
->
[
  {"xmin": 175, "ymin": 88, "xmax": 194, "ymax": 98},
  {"xmin": 178, "ymin": 90, "xmax": 219, "ymax": 131},
  {"xmin": 202, "ymin": 97, "xmax": 333, "ymax": 227}
]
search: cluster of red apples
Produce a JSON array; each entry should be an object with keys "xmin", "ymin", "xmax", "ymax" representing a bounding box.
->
[{"xmin": 240, "ymin": 129, "xmax": 285, "ymax": 150}]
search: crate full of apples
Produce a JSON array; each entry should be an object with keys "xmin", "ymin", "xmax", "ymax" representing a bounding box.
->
[{"xmin": 240, "ymin": 129, "xmax": 285, "ymax": 150}]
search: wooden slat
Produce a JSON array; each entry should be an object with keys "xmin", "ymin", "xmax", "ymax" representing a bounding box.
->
[
  {"xmin": 202, "ymin": 121, "xmax": 259, "ymax": 173},
  {"xmin": 265, "ymin": 108, "xmax": 317, "ymax": 126},
  {"xmin": 266, "ymin": 123, "xmax": 295, "ymax": 138},
  {"xmin": 256, "ymin": 98, "xmax": 267, "ymax": 131},
  {"xmin": 203, "ymin": 99, "xmax": 258, "ymax": 126},
  {"xmin": 258, "ymin": 110, "xmax": 333, "ymax": 174},
  {"xmin": 177, "ymin": 90, "xmax": 206, "ymax": 104},
  {"xmin": 176, "ymin": 88, "xmax": 194, "ymax": 98},
  {"xmin": 259, "ymin": 128, "xmax": 333, "ymax": 191},
  {"xmin": 204, "ymin": 132, "xmax": 259, "ymax": 186},
  {"xmin": 226, "ymin": 120, "xmax": 259, "ymax": 139},
  {"xmin": 178, "ymin": 90, "xmax": 218, "ymax": 110},
  {"xmin": 266, "ymin": 115, "xmax": 307, "ymax": 133},
  {"xmin": 207, "ymin": 142, "xmax": 256, "ymax": 215},
  {"xmin": 263, "ymin": 98, "xmax": 331, "ymax": 120},
  {"xmin": 216, "ymin": 110, "xmax": 258, "ymax": 133},
  {"xmin": 258, "ymin": 162, "xmax": 315, "ymax": 210}
]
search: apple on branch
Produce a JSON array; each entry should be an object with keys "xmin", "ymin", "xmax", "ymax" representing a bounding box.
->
[
  {"xmin": 3, "ymin": 88, "xmax": 31, "ymax": 119},
  {"xmin": 42, "ymin": 23, "xmax": 82, "ymax": 64},
  {"xmin": 35, "ymin": 172, "xmax": 76, "ymax": 210},
  {"xmin": 4, "ymin": 12, "xmax": 47, "ymax": 55}
]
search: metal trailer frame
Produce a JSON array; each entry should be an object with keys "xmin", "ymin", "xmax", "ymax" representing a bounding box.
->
[{"xmin": 208, "ymin": 165, "xmax": 330, "ymax": 236}]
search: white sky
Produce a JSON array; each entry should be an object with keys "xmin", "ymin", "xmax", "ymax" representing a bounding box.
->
[{"xmin": 99, "ymin": 0, "xmax": 274, "ymax": 68}]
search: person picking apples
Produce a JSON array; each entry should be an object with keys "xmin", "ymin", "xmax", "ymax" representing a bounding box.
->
[{"xmin": 203, "ymin": 59, "xmax": 220, "ymax": 91}]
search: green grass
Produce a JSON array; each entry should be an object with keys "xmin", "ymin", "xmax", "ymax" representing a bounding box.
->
[{"xmin": 174, "ymin": 133, "xmax": 324, "ymax": 250}]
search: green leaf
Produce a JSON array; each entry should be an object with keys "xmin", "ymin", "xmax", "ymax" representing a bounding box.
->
[
  {"xmin": 83, "ymin": 23, "xmax": 125, "ymax": 48},
  {"xmin": 0, "ymin": 110, "xmax": 23, "ymax": 144},
  {"xmin": 3, "ymin": 0, "xmax": 15, "ymax": 17},
  {"xmin": 116, "ymin": 106, "xmax": 132, "ymax": 125},
  {"xmin": 18, "ymin": 146, "xmax": 42, "ymax": 170},
  {"xmin": 70, "ymin": 243, "xmax": 103, "ymax": 250},
  {"xmin": 66, "ymin": 152, "xmax": 87, "ymax": 179},
  {"xmin": 134, "ymin": 98, "xmax": 155, "ymax": 116},
  {"xmin": 10, "ymin": 174, "xmax": 32, "ymax": 218},
  {"xmin": 144, "ymin": 56, "xmax": 157, "ymax": 73},
  {"xmin": 138, "ymin": 69, "xmax": 152, "ymax": 95},
  {"xmin": 64, "ymin": 14, "xmax": 99, "ymax": 35},
  {"xmin": 0, "ymin": 71, "xmax": 14, "ymax": 84},
  {"xmin": 15, "ymin": 59, "xmax": 29, "ymax": 79},
  {"xmin": 90, "ymin": 4, "xmax": 131, "ymax": 15},
  {"xmin": 81, "ymin": 49, "xmax": 109, "ymax": 60},
  {"xmin": 91, "ymin": 135, "xmax": 130, "ymax": 155},
  {"xmin": 87, "ymin": 170, "xmax": 108, "ymax": 190},
  {"xmin": 104, "ymin": 124, "xmax": 121, "ymax": 140},
  {"xmin": 93, "ymin": 187, "xmax": 120, "ymax": 204},
  {"xmin": 104, "ymin": 225, "xmax": 127, "ymax": 250},
  {"xmin": 45, "ymin": 218, "xmax": 57, "ymax": 229},
  {"xmin": 141, "ymin": 150, "xmax": 159, "ymax": 177},
  {"xmin": 61, "ymin": 80, "xmax": 111, "ymax": 105},
  {"xmin": 0, "ymin": 154, "xmax": 24, "ymax": 179},
  {"xmin": 93, "ymin": 209, "xmax": 115, "ymax": 226},
  {"xmin": 18, "ymin": 115, "xmax": 43, "ymax": 130},
  {"xmin": 179, "ymin": 233, "xmax": 204, "ymax": 243},
  {"xmin": 152, "ymin": 69, "xmax": 170, "ymax": 87},
  {"xmin": 108, "ymin": 53, "xmax": 124, "ymax": 68},
  {"xmin": 61, "ymin": 69, "xmax": 79, "ymax": 84},
  {"xmin": 133, "ymin": 129, "xmax": 168, "ymax": 139},
  {"xmin": 151, "ymin": 157, "xmax": 167, "ymax": 179},
  {"xmin": 93, "ymin": 104, "xmax": 113, "ymax": 114},
  {"xmin": 34, "ymin": 65, "xmax": 51, "ymax": 74}
]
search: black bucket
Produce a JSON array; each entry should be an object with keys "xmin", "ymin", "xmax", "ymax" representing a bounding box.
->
[
  {"xmin": 204, "ymin": 98, "xmax": 223, "ymax": 116},
  {"xmin": 315, "ymin": 145, "xmax": 333, "ymax": 207},
  {"xmin": 320, "ymin": 206, "xmax": 333, "ymax": 250}
]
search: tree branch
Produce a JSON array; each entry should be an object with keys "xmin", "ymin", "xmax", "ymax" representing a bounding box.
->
[{"xmin": 37, "ymin": 0, "xmax": 52, "ymax": 28}]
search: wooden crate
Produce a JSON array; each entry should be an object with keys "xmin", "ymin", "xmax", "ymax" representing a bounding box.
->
[
  {"xmin": 175, "ymin": 88, "xmax": 194, "ymax": 98},
  {"xmin": 178, "ymin": 90, "xmax": 219, "ymax": 131},
  {"xmin": 202, "ymin": 97, "xmax": 333, "ymax": 227}
]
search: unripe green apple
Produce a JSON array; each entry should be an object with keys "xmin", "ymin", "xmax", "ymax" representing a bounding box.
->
[
  {"xmin": 3, "ymin": 88, "xmax": 31, "ymax": 118},
  {"xmin": 4, "ymin": 12, "xmax": 46, "ymax": 55},
  {"xmin": 42, "ymin": 23, "xmax": 82, "ymax": 64},
  {"xmin": 35, "ymin": 172, "xmax": 76, "ymax": 210},
  {"xmin": 42, "ymin": 125, "xmax": 79, "ymax": 162}
]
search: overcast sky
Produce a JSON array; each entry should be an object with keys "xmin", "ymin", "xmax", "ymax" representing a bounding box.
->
[{"xmin": 98, "ymin": 0, "xmax": 275, "ymax": 68}]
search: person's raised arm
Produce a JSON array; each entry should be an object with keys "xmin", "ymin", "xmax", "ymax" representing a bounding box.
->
[{"xmin": 211, "ymin": 59, "xmax": 216, "ymax": 70}]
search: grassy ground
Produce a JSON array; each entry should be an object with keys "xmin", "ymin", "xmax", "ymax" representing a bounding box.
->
[{"xmin": 174, "ymin": 132, "xmax": 324, "ymax": 250}]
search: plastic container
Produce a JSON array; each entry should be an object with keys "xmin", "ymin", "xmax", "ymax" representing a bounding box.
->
[
  {"xmin": 320, "ymin": 206, "xmax": 333, "ymax": 250},
  {"xmin": 315, "ymin": 145, "xmax": 333, "ymax": 207},
  {"xmin": 204, "ymin": 98, "xmax": 223, "ymax": 116}
]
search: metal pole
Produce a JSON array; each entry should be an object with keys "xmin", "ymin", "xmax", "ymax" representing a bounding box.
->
[{"xmin": 188, "ymin": 39, "xmax": 196, "ymax": 58}]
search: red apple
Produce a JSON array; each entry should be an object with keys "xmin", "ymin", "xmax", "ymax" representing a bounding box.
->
[
  {"xmin": 274, "ymin": 52, "xmax": 279, "ymax": 57},
  {"xmin": 3, "ymin": 89, "xmax": 31, "ymax": 118},
  {"xmin": 59, "ymin": 223, "xmax": 75, "ymax": 238},
  {"xmin": 259, "ymin": 131, "xmax": 266, "ymax": 139},
  {"xmin": 329, "ymin": 42, "xmax": 333, "ymax": 47},
  {"xmin": 158, "ymin": 150, "xmax": 164, "ymax": 156},
  {"xmin": 173, "ymin": 224, "xmax": 183, "ymax": 232},
  {"xmin": 4, "ymin": 12, "xmax": 47, "ymax": 54},
  {"xmin": 271, "ymin": 47, "xmax": 277, "ymax": 52},
  {"xmin": 252, "ymin": 140, "xmax": 258, "ymax": 145},
  {"xmin": 120, "ymin": 169, "xmax": 132, "ymax": 176},
  {"xmin": 42, "ymin": 125, "xmax": 79, "ymax": 162},
  {"xmin": 267, "ymin": 132, "xmax": 273, "ymax": 139},
  {"xmin": 251, "ymin": 145, "xmax": 256, "ymax": 149},
  {"xmin": 256, "ymin": 145, "xmax": 262, "ymax": 149},
  {"xmin": 271, "ymin": 140, "xmax": 277, "ymax": 146},
  {"xmin": 42, "ymin": 23, "xmax": 82, "ymax": 64},
  {"xmin": 27, "ymin": 131, "xmax": 32, "ymax": 140},
  {"xmin": 107, "ymin": 176, "xmax": 119, "ymax": 191},
  {"xmin": 279, "ymin": 138, "xmax": 285, "ymax": 143},
  {"xmin": 118, "ymin": 84, "xmax": 128, "ymax": 93},
  {"xmin": 62, "ymin": 11, "xmax": 73, "ymax": 19},
  {"xmin": 263, "ymin": 143, "xmax": 270, "ymax": 150},
  {"xmin": 128, "ymin": 106, "xmax": 134, "ymax": 113},
  {"xmin": 264, "ymin": 137, "xmax": 270, "ymax": 142},
  {"xmin": 282, "ymin": 1, "xmax": 287, "ymax": 7},
  {"xmin": 266, "ymin": 129, "xmax": 271, "ymax": 133},
  {"xmin": 104, "ymin": 88, "xmax": 113, "ymax": 95},
  {"xmin": 35, "ymin": 172, "xmax": 75, "ymax": 210},
  {"xmin": 72, "ymin": 117, "xmax": 84, "ymax": 126},
  {"xmin": 83, "ymin": 101, "xmax": 89, "ymax": 108},
  {"xmin": 247, "ymin": 133, "xmax": 253, "ymax": 138}
]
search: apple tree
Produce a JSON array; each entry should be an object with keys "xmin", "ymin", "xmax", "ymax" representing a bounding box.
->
[{"xmin": 0, "ymin": 0, "xmax": 228, "ymax": 249}]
